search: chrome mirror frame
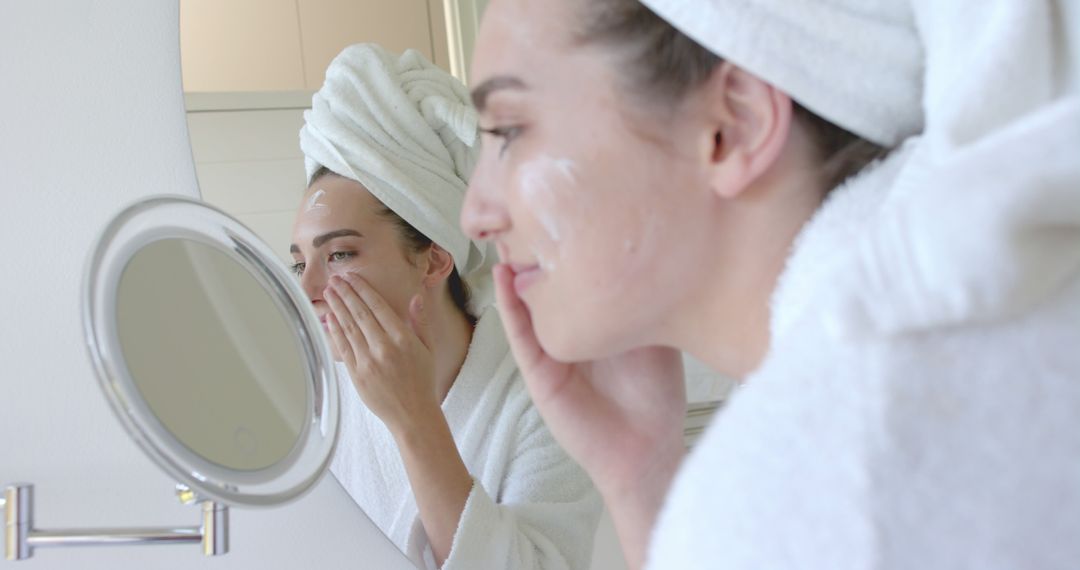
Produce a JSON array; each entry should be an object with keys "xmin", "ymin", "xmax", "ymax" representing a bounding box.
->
[
  {"xmin": 4, "ymin": 195, "xmax": 338, "ymax": 560},
  {"xmin": 83, "ymin": 195, "xmax": 338, "ymax": 507}
]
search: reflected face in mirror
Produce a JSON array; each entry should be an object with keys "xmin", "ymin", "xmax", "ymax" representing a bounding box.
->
[
  {"xmin": 290, "ymin": 173, "xmax": 427, "ymax": 355},
  {"xmin": 462, "ymin": 0, "xmax": 714, "ymax": 362}
]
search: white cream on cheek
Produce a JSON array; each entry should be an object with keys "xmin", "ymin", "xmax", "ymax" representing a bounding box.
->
[
  {"xmin": 517, "ymin": 155, "xmax": 581, "ymax": 272},
  {"xmin": 514, "ymin": 153, "xmax": 660, "ymax": 297}
]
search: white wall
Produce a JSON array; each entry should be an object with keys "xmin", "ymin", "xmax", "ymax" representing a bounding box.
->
[{"xmin": 0, "ymin": 2, "xmax": 411, "ymax": 568}]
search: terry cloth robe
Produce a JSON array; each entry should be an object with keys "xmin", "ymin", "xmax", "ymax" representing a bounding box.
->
[
  {"xmin": 330, "ymin": 306, "xmax": 602, "ymax": 570},
  {"xmin": 646, "ymin": 1, "xmax": 1080, "ymax": 568}
]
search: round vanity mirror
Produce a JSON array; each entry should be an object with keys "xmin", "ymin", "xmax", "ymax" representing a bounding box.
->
[{"xmin": 84, "ymin": 195, "xmax": 338, "ymax": 507}]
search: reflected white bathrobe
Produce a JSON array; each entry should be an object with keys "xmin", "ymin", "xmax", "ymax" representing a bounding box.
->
[
  {"xmin": 330, "ymin": 306, "xmax": 601, "ymax": 570},
  {"xmin": 646, "ymin": 1, "xmax": 1080, "ymax": 567}
]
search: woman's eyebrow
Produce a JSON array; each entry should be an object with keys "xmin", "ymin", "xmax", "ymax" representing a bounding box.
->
[
  {"xmin": 289, "ymin": 229, "xmax": 363, "ymax": 254},
  {"xmin": 313, "ymin": 229, "xmax": 362, "ymax": 248},
  {"xmin": 471, "ymin": 75, "xmax": 528, "ymax": 112}
]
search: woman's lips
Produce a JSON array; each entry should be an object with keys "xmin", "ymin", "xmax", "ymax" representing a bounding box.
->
[{"xmin": 511, "ymin": 264, "xmax": 543, "ymax": 296}]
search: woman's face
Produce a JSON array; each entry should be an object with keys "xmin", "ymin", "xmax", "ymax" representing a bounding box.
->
[
  {"xmin": 291, "ymin": 175, "xmax": 425, "ymax": 342},
  {"xmin": 461, "ymin": 0, "xmax": 719, "ymax": 361}
]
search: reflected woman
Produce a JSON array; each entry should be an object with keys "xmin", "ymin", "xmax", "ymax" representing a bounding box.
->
[{"xmin": 290, "ymin": 44, "xmax": 600, "ymax": 570}]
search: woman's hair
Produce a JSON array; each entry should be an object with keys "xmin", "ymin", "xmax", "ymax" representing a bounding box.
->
[
  {"xmin": 577, "ymin": 0, "xmax": 889, "ymax": 191},
  {"xmin": 310, "ymin": 166, "xmax": 476, "ymax": 324}
]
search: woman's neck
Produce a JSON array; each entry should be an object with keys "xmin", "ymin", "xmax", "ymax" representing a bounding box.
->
[
  {"xmin": 428, "ymin": 297, "xmax": 475, "ymax": 404},
  {"xmin": 677, "ymin": 158, "xmax": 826, "ymax": 380}
]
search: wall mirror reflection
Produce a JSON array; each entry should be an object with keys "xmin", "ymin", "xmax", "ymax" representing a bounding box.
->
[{"xmin": 179, "ymin": 2, "xmax": 731, "ymax": 569}]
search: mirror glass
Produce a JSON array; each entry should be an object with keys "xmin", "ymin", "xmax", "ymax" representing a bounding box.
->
[{"xmin": 116, "ymin": 238, "xmax": 307, "ymax": 471}]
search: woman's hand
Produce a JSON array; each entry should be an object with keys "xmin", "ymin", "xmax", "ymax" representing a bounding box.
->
[
  {"xmin": 324, "ymin": 272, "xmax": 438, "ymax": 433},
  {"xmin": 325, "ymin": 272, "xmax": 473, "ymax": 566},
  {"xmin": 492, "ymin": 264, "xmax": 687, "ymax": 570}
]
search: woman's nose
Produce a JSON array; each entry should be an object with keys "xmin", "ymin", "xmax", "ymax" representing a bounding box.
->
[
  {"xmin": 299, "ymin": 263, "xmax": 327, "ymax": 301},
  {"xmin": 462, "ymin": 177, "xmax": 510, "ymax": 241}
]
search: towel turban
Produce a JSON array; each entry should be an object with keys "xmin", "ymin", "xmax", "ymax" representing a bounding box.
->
[
  {"xmin": 300, "ymin": 43, "xmax": 493, "ymax": 289},
  {"xmin": 638, "ymin": 0, "xmax": 925, "ymax": 146}
]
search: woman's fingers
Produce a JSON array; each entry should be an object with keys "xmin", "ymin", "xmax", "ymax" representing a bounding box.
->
[
  {"xmin": 339, "ymin": 273, "xmax": 412, "ymax": 343},
  {"xmin": 492, "ymin": 264, "xmax": 545, "ymax": 371},
  {"xmin": 324, "ymin": 285, "xmax": 372, "ymax": 358},
  {"xmin": 327, "ymin": 275, "xmax": 390, "ymax": 351},
  {"xmin": 325, "ymin": 311, "xmax": 356, "ymax": 369}
]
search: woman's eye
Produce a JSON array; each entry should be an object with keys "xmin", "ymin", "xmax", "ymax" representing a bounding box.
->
[
  {"xmin": 481, "ymin": 126, "xmax": 523, "ymax": 157},
  {"xmin": 329, "ymin": 251, "xmax": 356, "ymax": 263},
  {"xmin": 290, "ymin": 262, "xmax": 306, "ymax": 277}
]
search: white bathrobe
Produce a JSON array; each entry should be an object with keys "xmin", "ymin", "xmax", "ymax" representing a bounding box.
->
[
  {"xmin": 646, "ymin": 1, "xmax": 1080, "ymax": 568},
  {"xmin": 330, "ymin": 306, "xmax": 602, "ymax": 570}
]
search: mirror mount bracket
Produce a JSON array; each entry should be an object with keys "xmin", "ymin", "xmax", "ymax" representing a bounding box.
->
[{"xmin": 3, "ymin": 483, "xmax": 228, "ymax": 561}]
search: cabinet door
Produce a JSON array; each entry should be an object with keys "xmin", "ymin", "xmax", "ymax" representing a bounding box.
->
[
  {"xmin": 298, "ymin": 0, "xmax": 435, "ymax": 90},
  {"xmin": 180, "ymin": 0, "xmax": 306, "ymax": 92}
]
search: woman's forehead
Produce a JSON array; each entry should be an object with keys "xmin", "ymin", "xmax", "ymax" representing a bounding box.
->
[
  {"xmin": 297, "ymin": 180, "xmax": 386, "ymax": 230},
  {"xmin": 303, "ymin": 177, "xmax": 375, "ymax": 208},
  {"xmin": 471, "ymin": 0, "xmax": 578, "ymax": 88}
]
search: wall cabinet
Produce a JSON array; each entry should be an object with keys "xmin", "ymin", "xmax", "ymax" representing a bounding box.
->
[{"xmin": 180, "ymin": 0, "xmax": 448, "ymax": 92}]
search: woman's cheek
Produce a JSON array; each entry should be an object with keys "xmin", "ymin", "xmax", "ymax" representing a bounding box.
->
[
  {"xmin": 515, "ymin": 155, "xmax": 587, "ymax": 273},
  {"xmin": 328, "ymin": 258, "xmax": 366, "ymax": 280}
]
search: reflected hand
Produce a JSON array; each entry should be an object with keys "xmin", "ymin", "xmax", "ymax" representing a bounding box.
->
[
  {"xmin": 325, "ymin": 272, "xmax": 473, "ymax": 566},
  {"xmin": 324, "ymin": 272, "xmax": 437, "ymax": 433}
]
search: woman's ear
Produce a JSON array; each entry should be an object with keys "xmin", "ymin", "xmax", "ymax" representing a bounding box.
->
[
  {"xmin": 422, "ymin": 243, "xmax": 456, "ymax": 288},
  {"xmin": 700, "ymin": 61, "xmax": 793, "ymax": 199}
]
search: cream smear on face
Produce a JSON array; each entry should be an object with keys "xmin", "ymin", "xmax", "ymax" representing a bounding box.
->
[
  {"xmin": 305, "ymin": 188, "xmax": 330, "ymax": 218},
  {"xmin": 517, "ymin": 156, "xmax": 579, "ymax": 271}
]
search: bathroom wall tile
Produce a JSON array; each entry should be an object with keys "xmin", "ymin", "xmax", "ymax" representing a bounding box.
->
[
  {"xmin": 235, "ymin": 209, "xmax": 299, "ymax": 265},
  {"xmin": 196, "ymin": 158, "xmax": 307, "ymax": 215},
  {"xmin": 186, "ymin": 109, "xmax": 307, "ymax": 163}
]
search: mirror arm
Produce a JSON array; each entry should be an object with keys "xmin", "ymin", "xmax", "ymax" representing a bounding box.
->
[{"xmin": 3, "ymin": 483, "xmax": 228, "ymax": 561}]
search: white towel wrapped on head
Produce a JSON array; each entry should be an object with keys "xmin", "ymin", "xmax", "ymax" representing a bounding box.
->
[
  {"xmin": 300, "ymin": 43, "xmax": 494, "ymax": 310},
  {"xmin": 638, "ymin": 0, "xmax": 924, "ymax": 146}
]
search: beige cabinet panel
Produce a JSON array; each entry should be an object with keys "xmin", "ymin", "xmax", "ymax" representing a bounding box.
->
[
  {"xmin": 298, "ymin": 0, "xmax": 436, "ymax": 90},
  {"xmin": 181, "ymin": 0, "xmax": 306, "ymax": 91}
]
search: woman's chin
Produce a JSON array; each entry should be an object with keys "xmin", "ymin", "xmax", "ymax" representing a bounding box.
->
[{"xmin": 535, "ymin": 315, "xmax": 623, "ymax": 363}]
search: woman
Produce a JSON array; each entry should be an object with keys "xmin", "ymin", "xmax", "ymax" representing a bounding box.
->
[
  {"xmin": 291, "ymin": 43, "xmax": 600, "ymax": 570},
  {"xmin": 462, "ymin": 0, "xmax": 1080, "ymax": 568}
]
